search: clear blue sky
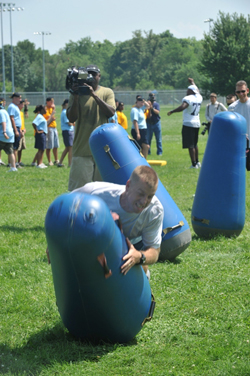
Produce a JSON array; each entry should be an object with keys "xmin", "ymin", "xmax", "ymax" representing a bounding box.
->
[{"xmin": 2, "ymin": 0, "xmax": 249, "ymax": 54}]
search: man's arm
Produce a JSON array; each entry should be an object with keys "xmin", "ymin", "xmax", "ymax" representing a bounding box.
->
[
  {"xmin": 2, "ymin": 121, "xmax": 9, "ymax": 139},
  {"xmin": 167, "ymin": 101, "xmax": 189, "ymax": 116},
  {"xmin": 120, "ymin": 239, "xmax": 160, "ymax": 275},
  {"xmin": 88, "ymin": 84, "xmax": 115, "ymax": 118},
  {"xmin": 9, "ymin": 115, "xmax": 19, "ymax": 136}
]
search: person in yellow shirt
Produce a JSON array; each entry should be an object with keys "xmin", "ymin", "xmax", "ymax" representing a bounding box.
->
[
  {"xmin": 17, "ymin": 100, "xmax": 26, "ymax": 166},
  {"xmin": 116, "ymin": 102, "xmax": 128, "ymax": 130},
  {"xmin": 43, "ymin": 97, "xmax": 59, "ymax": 166}
]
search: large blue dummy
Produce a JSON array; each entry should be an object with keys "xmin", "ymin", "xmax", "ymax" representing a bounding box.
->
[
  {"xmin": 192, "ymin": 111, "xmax": 246, "ymax": 237},
  {"xmin": 45, "ymin": 192, "xmax": 153, "ymax": 343}
]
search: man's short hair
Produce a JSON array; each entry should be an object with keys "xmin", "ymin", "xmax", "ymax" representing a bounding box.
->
[
  {"xmin": 226, "ymin": 94, "xmax": 237, "ymax": 100},
  {"xmin": 210, "ymin": 93, "xmax": 217, "ymax": 97},
  {"xmin": 46, "ymin": 97, "xmax": 53, "ymax": 102},
  {"xmin": 130, "ymin": 165, "xmax": 158, "ymax": 190},
  {"xmin": 236, "ymin": 80, "xmax": 248, "ymax": 88}
]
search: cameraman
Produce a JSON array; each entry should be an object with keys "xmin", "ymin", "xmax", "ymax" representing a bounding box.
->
[
  {"xmin": 146, "ymin": 93, "xmax": 162, "ymax": 155},
  {"xmin": 205, "ymin": 93, "xmax": 227, "ymax": 133},
  {"xmin": 67, "ymin": 64, "xmax": 115, "ymax": 191}
]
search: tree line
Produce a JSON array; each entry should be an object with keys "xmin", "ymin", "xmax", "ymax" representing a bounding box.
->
[{"xmin": 0, "ymin": 12, "xmax": 249, "ymax": 96}]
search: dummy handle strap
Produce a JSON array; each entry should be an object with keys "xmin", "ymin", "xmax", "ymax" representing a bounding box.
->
[
  {"xmin": 141, "ymin": 293, "xmax": 156, "ymax": 326},
  {"xmin": 192, "ymin": 216, "xmax": 210, "ymax": 225},
  {"xmin": 162, "ymin": 220, "xmax": 184, "ymax": 236},
  {"xmin": 104, "ymin": 145, "xmax": 120, "ymax": 170},
  {"xmin": 128, "ymin": 135, "xmax": 145, "ymax": 158},
  {"xmin": 97, "ymin": 253, "xmax": 112, "ymax": 279}
]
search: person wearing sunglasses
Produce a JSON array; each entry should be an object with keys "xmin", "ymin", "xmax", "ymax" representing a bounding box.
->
[{"xmin": 228, "ymin": 80, "xmax": 250, "ymax": 137}]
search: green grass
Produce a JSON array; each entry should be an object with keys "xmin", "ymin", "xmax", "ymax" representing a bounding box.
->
[{"xmin": 0, "ymin": 106, "xmax": 250, "ymax": 375}]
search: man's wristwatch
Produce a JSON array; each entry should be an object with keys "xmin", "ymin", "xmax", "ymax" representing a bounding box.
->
[{"xmin": 139, "ymin": 252, "xmax": 146, "ymax": 264}]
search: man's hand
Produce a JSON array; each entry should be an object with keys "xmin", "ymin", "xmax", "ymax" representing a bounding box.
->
[
  {"xmin": 188, "ymin": 77, "xmax": 195, "ymax": 85},
  {"xmin": 83, "ymin": 83, "xmax": 95, "ymax": 97},
  {"xmin": 3, "ymin": 132, "xmax": 9, "ymax": 139},
  {"xmin": 121, "ymin": 238, "xmax": 141, "ymax": 275}
]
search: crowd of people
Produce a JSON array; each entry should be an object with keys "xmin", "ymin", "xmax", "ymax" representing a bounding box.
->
[{"xmin": 0, "ymin": 94, "xmax": 74, "ymax": 171}]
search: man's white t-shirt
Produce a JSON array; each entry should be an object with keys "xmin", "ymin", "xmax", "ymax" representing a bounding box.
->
[
  {"xmin": 73, "ymin": 182, "xmax": 164, "ymax": 249},
  {"xmin": 228, "ymin": 98, "xmax": 250, "ymax": 135},
  {"xmin": 182, "ymin": 93, "xmax": 203, "ymax": 128}
]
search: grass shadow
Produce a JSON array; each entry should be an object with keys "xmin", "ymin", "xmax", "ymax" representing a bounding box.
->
[
  {"xmin": 0, "ymin": 225, "xmax": 44, "ymax": 233},
  {"xmin": 0, "ymin": 323, "xmax": 138, "ymax": 375}
]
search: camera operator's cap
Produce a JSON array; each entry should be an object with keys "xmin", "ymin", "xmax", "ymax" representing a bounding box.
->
[
  {"xmin": 86, "ymin": 64, "xmax": 100, "ymax": 73},
  {"xmin": 20, "ymin": 99, "xmax": 25, "ymax": 104},
  {"xmin": 188, "ymin": 85, "xmax": 198, "ymax": 94},
  {"xmin": 62, "ymin": 99, "xmax": 69, "ymax": 106},
  {"xmin": 10, "ymin": 92, "xmax": 21, "ymax": 98},
  {"xmin": 148, "ymin": 92, "xmax": 155, "ymax": 100}
]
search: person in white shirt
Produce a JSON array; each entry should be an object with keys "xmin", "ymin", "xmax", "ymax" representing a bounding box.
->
[
  {"xmin": 72, "ymin": 165, "xmax": 164, "ymax": 279},
  {"xmin": 167, "ymin": 78, "xmax": 203, "ymax": 169},
  {"xmin": 205, "ymin": 93, "xmax": 227, "ymax": 133},
  {"xmin": 228, "ymin": 80, "xmax": 250, "ymax": 137}
]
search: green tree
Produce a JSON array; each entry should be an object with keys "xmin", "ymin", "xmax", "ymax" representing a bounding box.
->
[{"xmin": 199, "ymin": 12, "xmax": 250, "ymax": 96}]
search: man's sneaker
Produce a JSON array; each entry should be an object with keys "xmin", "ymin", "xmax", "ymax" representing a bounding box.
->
[
  {"xmin": 54, "ymin": 160, "xmax": 59, "ymax": 165},
  {"xmin": 16, "ymin": 163, "xmax": 23, "ymax": 169},
  {"xmin": 19, "ymin": 162, "xmax": 25, "ymax": 166},
  {"xmin": 189, "ymin": 164, "xmax": 198, "ymax": 169},
  {"xmin": 48, "ymin": 161, "xmax": 54, "ymax": 166},
  {"xmin": 8, "ymin": 167, "xmax": 18, "ymax": 172},
  {"xmin": 31, "ymin": 162, "xmax": 37, "ymax": 166},
  {"xmin": 196, "ymin": 162, "xmax": 201, "ymax": 168},
  {"xmin": 0, "ymin": 159, "xmax": 6, "ymax": 165},
  {"xmin": 40, "ymin": 163, "xmax": 47, "ymax": 167},
  {"xmin": 57, "ymin": 163, "xmax": 65, "ymax": 167},
  {"xmin": 36, "ymin": 164, "xmax": 48, "ymax": 169}
]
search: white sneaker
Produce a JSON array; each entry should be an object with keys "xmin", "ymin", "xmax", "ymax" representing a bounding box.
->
[
  {"xmin": 146, "ymin": 269, "xmax": 151, "ymax": 281},
  {"xmin": 196, "ymin": 162, "xmax": 201, "ymax": 168},
  {"xmin": 0, "ymin": 159, "xmax": 6, "ymax": 165},
  {"xmin": 36, "ymin": 164, "xmax": 47, "ymax": 169},
  {"xmin": 189, "ymin": 164, "xmax": 198, "ymax": 169},
  {"xmin": 48, "ymin": 161, "xmax": 54, "ymax": 166},
  {"xmin": 8, "ymin": 167, "xmax": 18, "ymax": 172}
]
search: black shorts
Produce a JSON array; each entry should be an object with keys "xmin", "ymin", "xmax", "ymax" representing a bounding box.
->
[
  {"xmin": 62, "ymin": 130, "xmax": 74, "ymax": 147},
  {"xmin": 182, "ymin": 126, "xmax": 199, "ymax": 149},
  {"xmin": 131, "ymin": 128, "xmax": 149, "ymax": 147},
  {"xmin": 13, "ymin": 127, "xmax": 21, "ymax": 150},
  {"xmin": 35, "ymin": 132, "xmax": 46, "ymax": 150}
]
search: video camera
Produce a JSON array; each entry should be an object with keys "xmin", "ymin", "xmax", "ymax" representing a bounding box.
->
[
  {"xmin": 201, "ymin": 122, "xmax": 210, "ymax": 135},
  {"xmin": 66, "ymin": 66, "xmax": 95, "ymax": 95}
]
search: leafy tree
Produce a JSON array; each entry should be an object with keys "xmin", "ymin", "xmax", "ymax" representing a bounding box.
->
[{"xmin": 199, "ymin": 12, "xmax": 250, "ymax": 96}]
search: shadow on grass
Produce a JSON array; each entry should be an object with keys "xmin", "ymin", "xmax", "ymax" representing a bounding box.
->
[
  {"xmin": 0, "ymin": 225, "xmax": 44, "ymax": 233},
  {"xmin": 0, "ymin": 323, "xmax": 137, "ymax": 375}
]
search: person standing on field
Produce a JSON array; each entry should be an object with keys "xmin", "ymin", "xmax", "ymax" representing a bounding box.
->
[{"xmin": 167, "ymin": 78, "xmax": 203, "ymax": 169}]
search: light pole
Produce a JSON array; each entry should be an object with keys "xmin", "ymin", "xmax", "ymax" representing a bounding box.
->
[
  {"xmin": 34, "ymin": 31, "xmax": 51, "ymax": 103},
  {"xmin": 0, "ymin": 3, "xmax": 6, "ymax": 94},
  {"xmin": 0, "ymin": 3, "xmax": 24, "ymax": 94},
  {"xmin": 204, "ymin": 18, "xmax": 214, "ymax": 85},
  {"xmin": 7, "ymin": 4, "xmax": 24, "ymax": 92},
  {"xmin": 204, "ymin": 18, "xmax": 214, "ymax": 34}
]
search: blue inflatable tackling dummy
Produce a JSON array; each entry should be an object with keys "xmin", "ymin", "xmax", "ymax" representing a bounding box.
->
[
  {"xmin": 192, "ymin": 111, "xmax": 246, "ymax": 237},
  {"xmin": 45, "ymin": 192, "xmax": 154, "ymax": 343},
  {"xmin": 89, "ymin": 122, "xmax": 191, "ymax": 261}
]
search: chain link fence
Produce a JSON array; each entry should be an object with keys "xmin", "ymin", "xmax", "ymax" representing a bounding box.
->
[{"xmin": 0, "ymin": 90, "xmax": 227, "ymax": 108}]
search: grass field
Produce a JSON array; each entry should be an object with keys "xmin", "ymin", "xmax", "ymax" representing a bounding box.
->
[{"xmin": 0, "ymin": 105, "xmax": 250, "ymax": 376}]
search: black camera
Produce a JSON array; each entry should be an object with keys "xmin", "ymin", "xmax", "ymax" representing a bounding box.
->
[
  {"xmin": 201, "ymin": 122, "xmax": 210, "ymax": 135},
  {"xmin": 66, "ymin": 66, "xmax": 95, "ymax": 95}
]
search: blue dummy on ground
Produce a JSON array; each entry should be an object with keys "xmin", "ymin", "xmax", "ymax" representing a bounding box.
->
[
  {"xmin": 45, "ymin": 192, "xmax": 153, "ymax": 343},
  {"xmin": 89, "ymin": 122, "xmax": 191, "ymax": 261}
]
